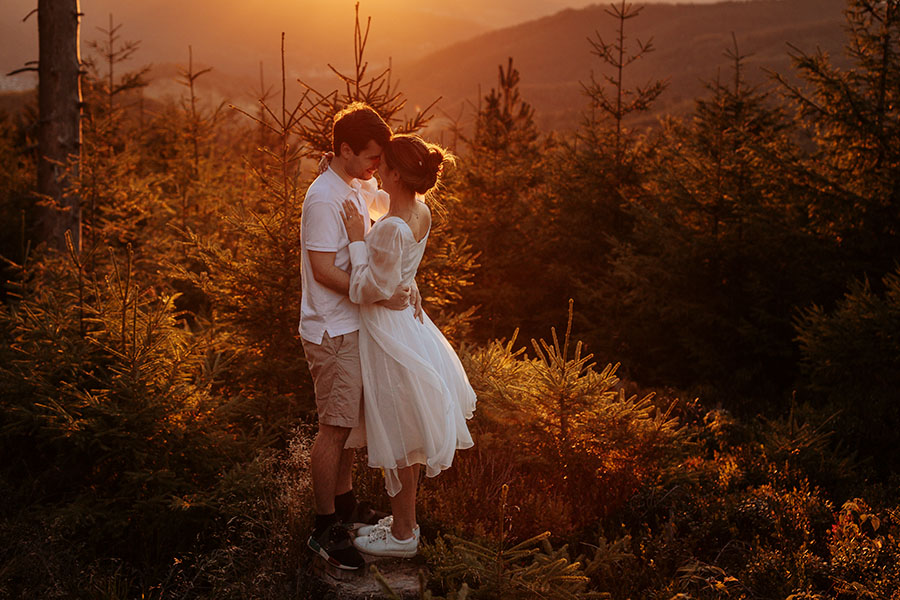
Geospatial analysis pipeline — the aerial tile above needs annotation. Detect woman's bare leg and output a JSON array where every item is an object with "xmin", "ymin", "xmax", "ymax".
[{"xmin": 389, "ymin": 464, "xmax": 420, "ymax": 540}]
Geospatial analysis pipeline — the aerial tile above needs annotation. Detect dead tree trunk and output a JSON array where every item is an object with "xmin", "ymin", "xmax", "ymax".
[{"xmin": 37, "ymin": 0, "xmax": 82, "ymax": 252}]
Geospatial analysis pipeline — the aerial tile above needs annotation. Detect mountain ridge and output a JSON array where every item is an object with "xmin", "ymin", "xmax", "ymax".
[
  {"xmin": 393, "ymin": 0, "xmax": 849, "ymax": 131},
  {"xmin": 2, "ymin": 0, "xmax": 852, "ymax": 134}
]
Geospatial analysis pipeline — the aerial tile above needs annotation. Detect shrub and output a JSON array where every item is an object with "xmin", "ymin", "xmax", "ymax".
[
  {"xmin": 419, "ymin": 303, "xmax": 686, "ymax": 542},
  {"xmin": 0, "ymin": 244, "xmax": 255, "ymax": 595},
  {"xmin": 795, "ymin": 267, "xmax": 900, "ymax": 470},
  {"xmin": 827, "ymin": 499, "xmax": 900, "ymax": 599}
]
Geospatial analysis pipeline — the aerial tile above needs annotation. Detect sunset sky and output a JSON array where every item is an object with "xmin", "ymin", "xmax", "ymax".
[{"xmin": 2, "ymin": 0, "xmax": 732, "ymax": 92}]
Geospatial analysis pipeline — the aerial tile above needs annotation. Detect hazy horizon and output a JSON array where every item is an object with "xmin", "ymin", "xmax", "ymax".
[{"xmin": 3, "ymin": 0, "xmax": 741, "ymax": 92}]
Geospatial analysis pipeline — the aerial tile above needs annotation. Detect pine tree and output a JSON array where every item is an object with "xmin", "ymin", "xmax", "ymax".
[
  {"xmin": 82, "ymin": 13, "xmax": 151, "ymax": 150},
  {"xmin": 774, "ymin": 0, "xmax": 900, "ymax": 459},
  {"xmin": 773, "ymin": 0, "xmax": 900, "ymax": 282},
  {"xmin": 0, "ymin": 237, "xmax": 247, "ymax": 567},
  {"xmin": 796, "ymin": 267, "xmax": 900, "ymax": 468},
  {"xmin": 294, "ymin": 2, "xmax": 437, "ymax": 158},
  {"xmin": 428, "ymin": 302, "xmax": 684, "ymax": 539},
  {"xmin": 452, "ymin": 58, "xmax": 556, "ymax": 342},
  {"xmin": 550, "ymin": 0, "xmax": 666, "ymax": 352},
  {"xmin": 422, "ymin": 485, "xmax": 596, "ymax": 600},
  {"xmin": 588, "ymin": 37, "xmax": 824, "ymax": 401},
  {"xmin": 170, "ymin": 45, "xmax": 228, "ymax": 235},
  {"xmin": 582, "ymin": 0, "xmax": 667, "ymax": 170},
  {"xmin": 77, "ymin": 16, "xmax": 164, "ymax": 266},
  {"xmin": 0, "ymin": 109, "xmax": 36, "ymax": 299},
  {"xmin": 175, "ymin": 32, "xmax": 318, "ymax": 434}
]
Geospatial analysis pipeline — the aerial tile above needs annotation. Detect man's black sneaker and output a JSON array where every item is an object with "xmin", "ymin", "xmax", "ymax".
[
  {"xmin": 344, "ymin": 500, "xmax": 390, "ymax": 528},
  {"xmin": 307, "ymin": 522, "xmax": 365, "ymax": 570}
]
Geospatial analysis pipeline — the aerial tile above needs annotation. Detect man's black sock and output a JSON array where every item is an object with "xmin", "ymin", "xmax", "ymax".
[
  {"xmin": 334, "ymin": 490, "xmax": 357, "ymax": 522},
  {"xmin": 313, "ymin": 512, "xmax": 338, "ymax": 538}
]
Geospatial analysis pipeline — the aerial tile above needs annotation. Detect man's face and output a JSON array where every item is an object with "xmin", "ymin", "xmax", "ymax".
[{"xmin": 344, "ymin": 139, "xmax": 383, "ymax": 181}]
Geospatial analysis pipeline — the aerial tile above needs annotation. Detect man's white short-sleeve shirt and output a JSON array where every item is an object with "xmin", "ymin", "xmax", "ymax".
[{"xmin": 299, "ymin": 167, "xmax": 388, "ymax": 344}]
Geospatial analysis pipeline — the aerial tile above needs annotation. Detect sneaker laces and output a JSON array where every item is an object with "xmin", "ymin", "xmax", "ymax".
[
  {"xmin": 368, "ymin": 525, "xmax": 389, "ymax": 542},
  {"xmin": 372, "ymin": 515, "xmax": 393, "ymax": 531}
]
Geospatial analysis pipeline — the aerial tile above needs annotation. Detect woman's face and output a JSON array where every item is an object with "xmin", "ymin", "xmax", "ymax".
[{"xmin": 377, "ymin": 158, "xmax": 397, "ymax": 194}]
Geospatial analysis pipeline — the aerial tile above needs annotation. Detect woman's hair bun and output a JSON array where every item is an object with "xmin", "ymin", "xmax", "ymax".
[
  {"xmin": 384, "ymin": 135, "xmax": 453, "ymax": 195},
  {"xmin": 426, "ymin": 148, "xmax": 444, "ymax": 173}
]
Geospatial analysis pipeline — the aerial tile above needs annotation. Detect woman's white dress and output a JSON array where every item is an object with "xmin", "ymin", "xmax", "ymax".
[{"xmin": 345, "ymin": 213, "xmax": 476, "ymax": 497}]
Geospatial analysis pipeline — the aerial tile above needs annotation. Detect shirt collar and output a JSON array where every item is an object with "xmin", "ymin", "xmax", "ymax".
[{"xmin": 325, "ymin": 165, "xmax": 363, "ymax": 197}]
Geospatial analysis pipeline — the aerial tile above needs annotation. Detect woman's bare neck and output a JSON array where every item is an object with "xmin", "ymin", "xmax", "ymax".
[{"xmin": 388, "ymin": 191, "xmax": 416, "ymax": 220}]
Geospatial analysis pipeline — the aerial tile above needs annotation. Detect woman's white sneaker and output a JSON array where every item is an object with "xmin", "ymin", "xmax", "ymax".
[
  {"xmin": 353, "ymin": 524, "xmax": 418, "ymax": 558},
  {"xmin": 356, "ymin": 515, "xmax": 420, "ymax": 542}
]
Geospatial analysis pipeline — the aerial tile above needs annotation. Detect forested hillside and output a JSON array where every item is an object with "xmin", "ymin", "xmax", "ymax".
[
  {"xmin": 2, "ymin": 1, "xmax": 900, "ymax": 598},
  {"xmin": 400, "ymin": 0, "xmax": 848, "ymax": 130}
]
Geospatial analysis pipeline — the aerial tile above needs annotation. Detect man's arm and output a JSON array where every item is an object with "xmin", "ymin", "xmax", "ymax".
[
  {"xmin": 309, "ymin": 248, "xmax": 410, "ymax": 308},
  {"xmin": 308, "ymin": 250, "xmax": 350, "ymax": 295}
]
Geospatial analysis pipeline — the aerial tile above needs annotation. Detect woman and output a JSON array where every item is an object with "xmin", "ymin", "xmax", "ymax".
[{"xmin": 339, "ymin": 134, "xmax": 476, "ymax": 558}]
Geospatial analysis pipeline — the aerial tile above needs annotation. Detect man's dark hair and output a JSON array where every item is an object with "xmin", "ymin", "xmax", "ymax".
[{"xmin": 332, "ymin": 102, "xmax": 392, "ymax": 154}]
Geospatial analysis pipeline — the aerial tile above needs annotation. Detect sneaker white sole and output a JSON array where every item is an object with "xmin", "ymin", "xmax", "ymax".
[
  {"xmin": 352, "ymin": 536, "xmax": 418, "ymax": 558},
  {"xmin": 307, "ymin": 536, "xmax": 362, "ymax": 570},
  {"xmin": 354, "ymin": 545, "xmax": 418, "ymax": 558}
]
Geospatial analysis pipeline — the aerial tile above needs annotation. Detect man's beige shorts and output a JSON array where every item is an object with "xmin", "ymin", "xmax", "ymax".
[{"xmin": 301, "ymin": 331, "xmax": 363, "ymax": 428}]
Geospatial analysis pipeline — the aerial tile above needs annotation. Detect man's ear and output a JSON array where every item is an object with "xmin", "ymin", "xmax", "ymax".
[{"xmin": 339, "ymin": 142, "xmax": 354, "ymax": 159}]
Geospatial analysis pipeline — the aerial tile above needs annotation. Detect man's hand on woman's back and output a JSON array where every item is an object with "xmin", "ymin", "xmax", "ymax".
[{"xmin": 379, "ymin": 285, "xmax": 411, "ymax": 311}]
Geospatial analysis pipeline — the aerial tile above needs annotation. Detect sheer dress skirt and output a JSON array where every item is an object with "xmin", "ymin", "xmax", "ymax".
[{"xmin": 347, "ymin": 302, "xmax": 476, "ymax": 497}]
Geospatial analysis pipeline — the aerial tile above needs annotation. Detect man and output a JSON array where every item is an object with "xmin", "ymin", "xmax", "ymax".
[{"xmin": 300, "ymin": 102, "xmax": 410, "ymax": 570}]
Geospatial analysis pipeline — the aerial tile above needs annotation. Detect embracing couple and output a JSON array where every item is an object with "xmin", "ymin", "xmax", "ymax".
[{"xmin": 300, "ymin": 102, "xmax": 476, "ymax": 570}]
